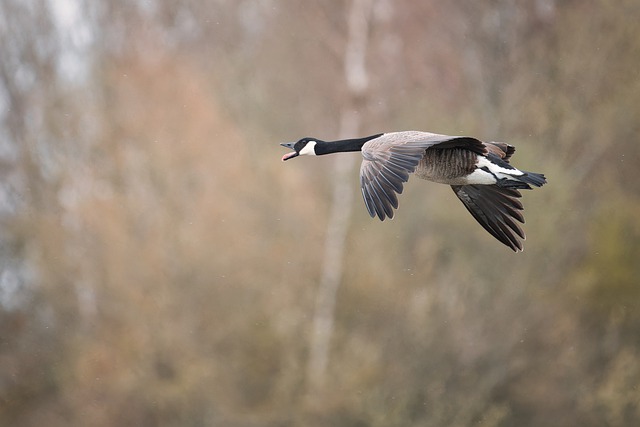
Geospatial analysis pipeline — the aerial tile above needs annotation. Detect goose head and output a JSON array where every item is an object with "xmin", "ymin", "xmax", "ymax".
[{"xmin": 280, "ymin": 137, "xmax": 319, "ymax": 161}]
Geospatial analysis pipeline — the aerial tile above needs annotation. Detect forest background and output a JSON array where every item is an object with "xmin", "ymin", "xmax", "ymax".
[{"xmin": 1, "ymin": 1, "xmax": 640, "ymax": 426}]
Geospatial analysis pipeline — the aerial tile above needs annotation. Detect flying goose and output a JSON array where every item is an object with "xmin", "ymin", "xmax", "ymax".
[{"xmin": 280, "ymin": 131, "xmax": 546, "ymax": 251}]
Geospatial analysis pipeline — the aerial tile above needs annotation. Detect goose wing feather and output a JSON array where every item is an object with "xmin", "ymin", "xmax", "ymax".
[
  {"xmin": 450, "ymin": 184, "xmax": 526, "ymax": 252},
  {"xmin": 360, "ymin": 132, "xmax": 487, "ymax": 220}
]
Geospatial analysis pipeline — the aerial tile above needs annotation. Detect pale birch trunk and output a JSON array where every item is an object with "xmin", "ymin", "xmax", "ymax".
[{"xmin": 306, "ymin": 0, "xmax": 373, "ymax": 395}]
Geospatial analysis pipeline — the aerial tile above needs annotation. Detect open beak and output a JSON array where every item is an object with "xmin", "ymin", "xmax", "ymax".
[{"xmin": 280, "ymin": 142, "xmax": 298, "ymax": 161}]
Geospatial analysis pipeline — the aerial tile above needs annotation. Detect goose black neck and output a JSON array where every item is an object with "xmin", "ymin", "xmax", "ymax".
[{"xmin": 315, "ymin": 133, "xmax": 383, "ymax": 155}]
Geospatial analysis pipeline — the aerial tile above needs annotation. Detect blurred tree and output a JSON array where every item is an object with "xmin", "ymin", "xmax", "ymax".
[
  {"xmin": 307, "ymin": 0, "xmax": 375, "ymax": 397},
  {"xmin": 1, "ymin": 0, "xmax": 639, "ymax": 426}
]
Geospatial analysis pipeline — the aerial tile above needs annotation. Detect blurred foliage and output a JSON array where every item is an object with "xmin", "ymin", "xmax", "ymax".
[
  {"xmin": 1, "ymin": 0, "xmax": 640, "ymax": 426},
  {"xmin": 572, "ymin": 199, "xmax": 640, "ymax": 329}
]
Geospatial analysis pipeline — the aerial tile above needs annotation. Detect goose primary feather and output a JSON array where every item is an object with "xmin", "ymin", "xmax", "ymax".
[{"xmin": 280, "ymin": 131, "xmax": 546, "ymax": 252}]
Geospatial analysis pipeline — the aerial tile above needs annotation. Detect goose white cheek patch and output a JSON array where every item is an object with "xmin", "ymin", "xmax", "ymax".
[{"xmin": 299, "ymin": 141, "xmax": 317, "ymax": 156}]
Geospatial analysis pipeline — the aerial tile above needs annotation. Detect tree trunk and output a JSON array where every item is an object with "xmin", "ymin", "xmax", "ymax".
[{"xmin": 306, "ymin": 0, "xmax": 373, "ymax": 396}]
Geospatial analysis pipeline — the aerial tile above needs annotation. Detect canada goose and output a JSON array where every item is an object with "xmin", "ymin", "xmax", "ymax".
[{"xmin": 280, "ymin": 131, "xmax": 546, "ymax": 251}]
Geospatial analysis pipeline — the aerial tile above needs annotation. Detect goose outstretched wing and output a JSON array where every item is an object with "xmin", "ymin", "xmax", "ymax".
[
  {"xmin": 451, "ymin": 184, "xmax": 526, "ymax": 252},
  {"xmin": 359, "ymin": 133, "xmax": 486, "ymax": 220}
]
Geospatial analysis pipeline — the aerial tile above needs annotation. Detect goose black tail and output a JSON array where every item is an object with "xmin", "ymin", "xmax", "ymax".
[
  {"xmin": 498, "ymin": 171, "xmax": 547, "ymax": 190},
  {"xmin": 519, "ymin": 171, "xmax": 547, "ymax": 188}
]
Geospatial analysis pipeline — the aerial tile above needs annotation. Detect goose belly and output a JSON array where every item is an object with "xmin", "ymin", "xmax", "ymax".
[{"xmin": 414, "ymin": 148, "xmax": 479, "ymax": 185}]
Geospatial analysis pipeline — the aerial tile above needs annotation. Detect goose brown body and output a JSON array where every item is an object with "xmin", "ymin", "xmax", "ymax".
[{"xmin": 416, "ymin": 147, "xmax": 477, "ymax": 184}]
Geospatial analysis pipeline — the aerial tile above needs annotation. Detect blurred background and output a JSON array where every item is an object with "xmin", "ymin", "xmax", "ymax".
[{"xmin": 1, "ymin": 0, "xmax": 640, "ymax": 426}]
